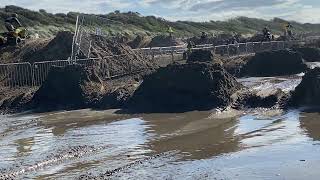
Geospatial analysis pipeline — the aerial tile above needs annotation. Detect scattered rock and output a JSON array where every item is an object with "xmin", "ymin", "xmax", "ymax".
[
  {"xmin": 128, "ymin": 62, "xmax": 242, "ymax": 112},
  {"xmin": 242, "ymin": 49, "xmax": 308, "ymax": 77},
  {"xmin": 288, "ymin": 67, "xmax": 320, "ymax": 106},
  {"xmin": 32, "ymin": 64, "xmax": 105, "ymax": 111}
]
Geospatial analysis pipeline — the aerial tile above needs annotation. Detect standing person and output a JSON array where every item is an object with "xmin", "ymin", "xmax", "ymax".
[
  {"xmin": 5, "ymin": 13, "xmax": 22, "ymax": 32},
  {"xmin": 167, "ymin": 26, "xmax": 174, "ymax": 38}
]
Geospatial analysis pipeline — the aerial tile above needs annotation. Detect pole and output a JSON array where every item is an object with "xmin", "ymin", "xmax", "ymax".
[{"xmin": 71, "ymin": 15, "xmax": 79, "ymax": 63}]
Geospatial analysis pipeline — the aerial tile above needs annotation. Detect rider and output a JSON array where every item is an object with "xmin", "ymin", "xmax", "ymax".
[
  {"xmin": 262, "ymin": 26, "xmax": 270, "ymax": 36},
  {"xmin": 286, "ymin": 22, "xmax": 293, "ymax": 38},
  {"xmin": 262, "ymin": 26, "xmax": 271, "ymax": 41},
  {"xmin": 4, "ymin": 13, "xmax": 22, "ymax": 32},
  {"xmin": 167, "ymin": 26, "xmax": 174, "ymax": 38}
]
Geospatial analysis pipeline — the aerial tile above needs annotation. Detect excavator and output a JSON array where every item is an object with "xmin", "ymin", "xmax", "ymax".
[{"xmin": 0, "ymin": 27, "xmax": 28, "ymax": 47}]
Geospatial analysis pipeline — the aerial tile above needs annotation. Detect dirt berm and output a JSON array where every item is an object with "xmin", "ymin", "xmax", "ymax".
[
  {"xmin": 293, "ymin": 47, "xmax": 320, "ymax": 62},
  {"xmin": 187, "ymin": 49, "xmax": 215, "ymax": 63},
  {"xmin": 31, "ymin": 64, "xmax": 105, "ymax": 111},
  {"xmin": 89, "ymin": 35, "xmax": 158, "ymax": 76},
  {"xmin": 288, "ymin": 68, "xmax": 320, "ymax": 107},
  {"xmin": 147, "ymin": 35, "xmax": 183, "ymax": 47},
  {"xmin": 128, "ymin": 35, "xmax": 152, "ymax": 49},
  {"xmin": 128, "ymin": 62, "xmax": 242, "ymax": 113},
  {"xmin": 241, "ymin": 49, "xmax": 308, "ymax": 77}
]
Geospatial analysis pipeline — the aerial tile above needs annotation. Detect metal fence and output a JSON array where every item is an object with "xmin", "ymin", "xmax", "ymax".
[
  {"xmin": 0, "ymin": 59, "xmax": 97, "ymax": 88},
  {"xmin": 0, "ymin": 62, "xmax": 32, "ymax": 87},
  {"xmin": 0, "ymin": 40, "xmax": 307, "ymax": 88},
  {"xmin": 136, "ymin": 40, "xmax": 302, "ymax": 60}
]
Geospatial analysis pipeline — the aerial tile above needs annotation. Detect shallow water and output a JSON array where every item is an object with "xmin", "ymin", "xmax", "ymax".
[{"xmin": 1, "ymin": 75, "xmax": 320, "ymax": 179}]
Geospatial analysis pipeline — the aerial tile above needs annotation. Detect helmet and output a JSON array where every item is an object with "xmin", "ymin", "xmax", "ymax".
[{"xmin": 11, "ymin": 13, "xmax": 18, "ymax": 18}]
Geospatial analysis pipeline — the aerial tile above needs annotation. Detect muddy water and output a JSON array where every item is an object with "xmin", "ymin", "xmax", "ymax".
[{"xmin": 1, "ymin": 75, "xmax": 320, "ymax": 179}]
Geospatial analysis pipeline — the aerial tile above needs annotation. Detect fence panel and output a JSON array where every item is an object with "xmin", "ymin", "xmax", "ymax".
[
  {"xmin": 270, "ymin": 41, "xmax": 279, "ymax": 51},
  {"xmin": 0, "ymin": 63, "xmax": 32, "ymax": 87},
  {"xmin": 261, "ymin": 42, "xmax": 272, "ymax": 52},
  {"xmin": 252, "ymin": 42, "xmax": 263, "ymax": 53},
  {"xmin": 214, "ymin": 45, "xmax": 229, "ymax": 57},
  {"xmin": 238, "ymin": 43, "xmax": 247, "ymax": 55},
  {"xmin": 246, "ymin": 42, "xmax": 254, "ymax": 54},
  {"xmin": 228, "ymin": 44, "xmax": 239, "ymax": 57}
]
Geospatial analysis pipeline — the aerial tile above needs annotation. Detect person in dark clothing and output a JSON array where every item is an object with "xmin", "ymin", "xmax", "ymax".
[{"xmin": 5, "ymin": 14, "xmax": 22, "ymax": 32}]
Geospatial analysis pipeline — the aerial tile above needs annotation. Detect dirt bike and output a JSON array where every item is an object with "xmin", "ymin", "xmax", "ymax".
[
  {"xmin": 263, "ymin": 32, "xmax": 273, "ymax": 42},
  {"xmin": 0, "ymin": 27, "xmax": 28, "ymax": 46}
]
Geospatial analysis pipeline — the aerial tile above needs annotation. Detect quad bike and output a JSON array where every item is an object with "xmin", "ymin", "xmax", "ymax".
[{"xmin": 0, "ymin": 27, "xmax": 28, "ymax": 47}]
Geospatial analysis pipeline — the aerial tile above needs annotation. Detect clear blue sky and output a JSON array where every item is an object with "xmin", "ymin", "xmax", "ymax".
[{"xmin": 1, "ymin": 0, "xmax": 320, "ymax": 23}]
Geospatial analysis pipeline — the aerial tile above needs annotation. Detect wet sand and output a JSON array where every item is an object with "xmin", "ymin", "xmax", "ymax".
[{"xmin": 0, "ymin": 75, "xmax": 320, "ymax": 179}]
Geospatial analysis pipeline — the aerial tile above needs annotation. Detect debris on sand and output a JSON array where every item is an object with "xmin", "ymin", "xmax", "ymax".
[
  {"xmin": 32, "ymin": 64, "xmax": 105, "ymax": 110},
  {"xmin": 187, "ymin": 49, "xmax": 215, "ymax": 63},
  {"xmin": 288, "ymin": 68, "xmax": 320, "ymax": 106},
  {"xmin": 242, "ymin": 49, "xmax": 308, "ymax": 77},
  {"xmin": 128, "ymin": 62, "xmax": 242, "ymax": 112},
  {"xmin": 293, "ymin": 47, "xmax": 320, "ymax": 62}
]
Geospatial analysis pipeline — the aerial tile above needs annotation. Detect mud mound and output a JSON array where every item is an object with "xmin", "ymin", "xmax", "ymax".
[
  {"xmin": 221, "ymin": 54, "xmax": 253, "ymax": 77},
  {"xmin": 98, "ymin": 83, "xmax": 138, "ymax": 109},
  {"xmin": 128, "ymin": 62, "xmax": 242, "ymax": 112},
  {"xmin": 148, "ymin": 35, "xmax": 183, "ymax": 47},
  {"xmin": 0, "ymin": 91, "xmax": 34, "ymax": 114},
  {"xmin": 0, "ymin": 39, "xmax": 50, "ymax": 63},
  {"xmin": 128, "ymin": 35, "xmax": 152, "ymax": 49},
  {"xmin": 90, "ymin": 35, "xmax": 158, "ymax": 76},
  {"xmin": 28, "ymin": 31, "xmax": 74, "ymax": 62},
  {"xmin": 32, "ymin": 64, "xmax": 105, "ymax": 110},
  {"xmin": 294, "ymin": 47, "xmax": 320, "ymax": 62},
  {"xmin": 187, "ymin": 49, "xmax": 214, "ymax": 63},
  {"xmin": 0, "ymin": 31, "xmax": 74, "ymax": 63},
  {"xmin": 289, "ymin": 68, "xmax": 320, "ymax": 106},
  {"xmin": 242, "ymin": 49, "xmax": 308, "ymax": 77}
]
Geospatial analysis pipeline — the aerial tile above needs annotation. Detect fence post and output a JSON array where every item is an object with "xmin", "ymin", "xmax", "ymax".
[
  {"xmin": 171, "ymin": 49, "xmax": 174, "ymax": 62},
  {"xmin": 245, "ymin": 43, "xmax": 248, "ymax": 54}
]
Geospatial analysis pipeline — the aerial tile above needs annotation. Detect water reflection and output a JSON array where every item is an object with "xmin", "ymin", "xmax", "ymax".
[
  {"xmin": 300, "ymin": 111, "xmax": 320, "ymax": 141},
  {"xmin": 15, "ymin": 137, "xmax": 34, "ymax": 157},
  {"xmin": 2, "ymin": 107, "xmax": 320, "ymax": 179},
  {"xmin": 140, "ymin": 111, "xmax": 241, "ymax": 160}
]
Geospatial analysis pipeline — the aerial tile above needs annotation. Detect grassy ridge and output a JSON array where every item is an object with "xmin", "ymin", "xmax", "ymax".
[{"xmin": 1, "ymin": 5, "xmax": 320, "ymax": 38}]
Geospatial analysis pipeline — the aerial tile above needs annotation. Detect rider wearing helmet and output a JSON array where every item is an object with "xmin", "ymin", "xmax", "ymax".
[{"xmin": 4, "ymin": 13, "xmax": 22, "ymax": 32}]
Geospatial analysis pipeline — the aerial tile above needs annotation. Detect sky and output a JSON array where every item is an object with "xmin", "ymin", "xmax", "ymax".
[{"xmin": 1, "ymin": 0, "xmax": 320, "ymax": 23}]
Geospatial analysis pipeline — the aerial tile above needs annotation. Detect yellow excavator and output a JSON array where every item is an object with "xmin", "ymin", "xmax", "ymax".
[{"xmin": 0, "ymin": 27, "xmax": 28, "ymax": 46}]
